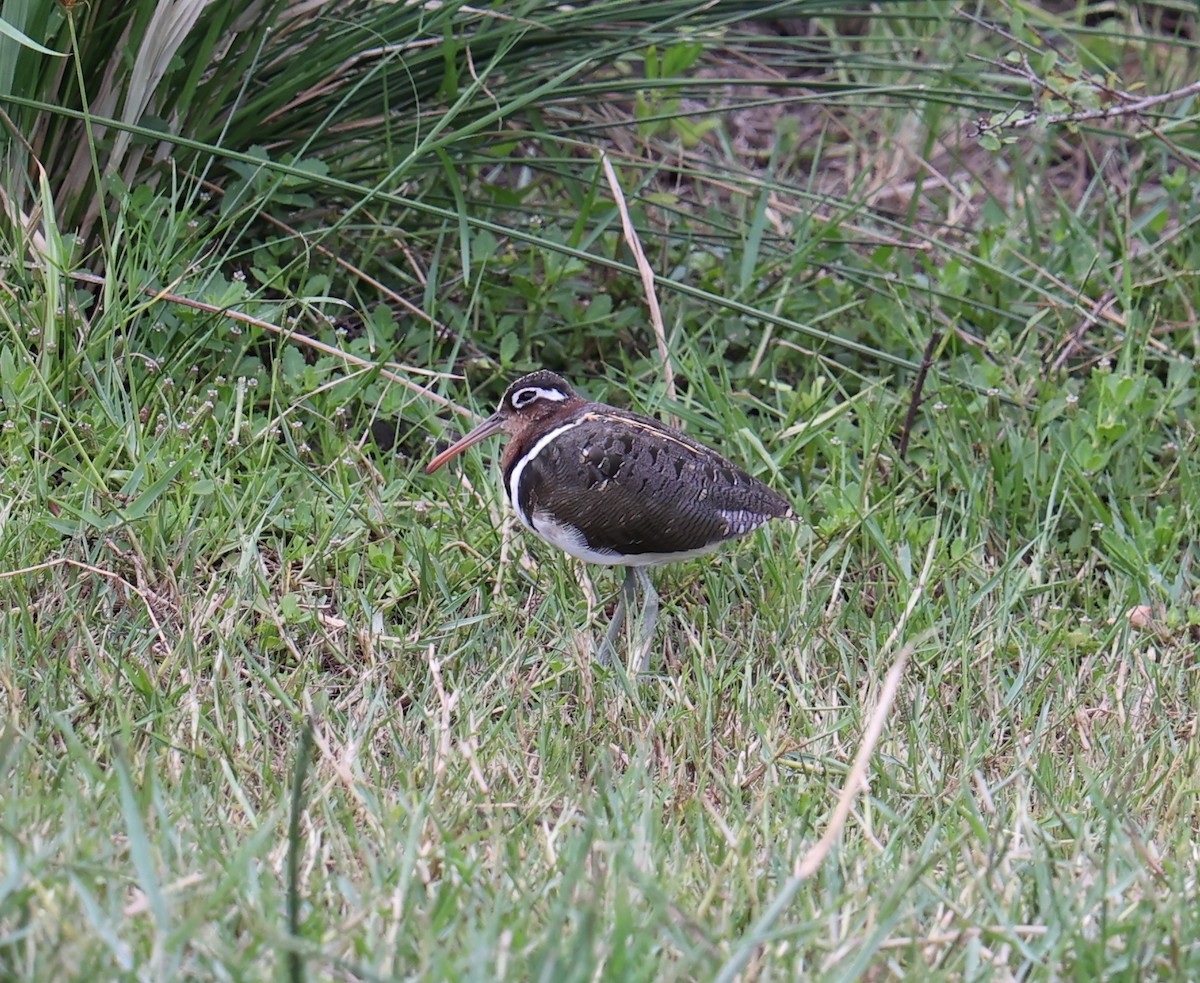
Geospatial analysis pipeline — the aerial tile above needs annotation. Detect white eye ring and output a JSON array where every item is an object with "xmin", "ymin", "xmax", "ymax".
[{"xmin": 511, "ymin": 386, "xmax": 567, "ymax": 409}]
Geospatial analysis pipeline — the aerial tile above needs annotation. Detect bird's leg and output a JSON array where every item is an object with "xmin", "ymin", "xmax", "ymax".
[
  {"xmin": 598, "ymin": 567, "xmax": 637, "ymax": 666},
  {"xmin": 632, "ymin": 566, "xmax": 658, "ymax": 673}
]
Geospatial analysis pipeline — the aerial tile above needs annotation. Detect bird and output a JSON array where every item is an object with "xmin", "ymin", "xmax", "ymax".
[{"xmin": 425, "ymin": 370, "xmax": 794, "ymax": 669}]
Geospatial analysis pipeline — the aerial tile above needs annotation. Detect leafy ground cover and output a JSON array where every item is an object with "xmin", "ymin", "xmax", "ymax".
[{"xmin": 1, "ymin": 1, "xmax": 1198, "ymax": 979}]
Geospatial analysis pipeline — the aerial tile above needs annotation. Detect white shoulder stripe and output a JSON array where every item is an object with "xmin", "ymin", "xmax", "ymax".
[{"xmin": 506, "ymin": 420, "xmax": 583, "ymax": 529}]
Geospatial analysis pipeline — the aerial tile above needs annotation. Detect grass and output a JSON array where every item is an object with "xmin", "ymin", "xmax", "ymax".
[{"xmin": 2, "ymin": 1, "xmax": 1200, "ymax": 980}]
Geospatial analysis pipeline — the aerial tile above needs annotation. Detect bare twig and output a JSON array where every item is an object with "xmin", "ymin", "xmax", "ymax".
[
  {"xmin": 898, "ymin": 330, "xmax": 941, "ymax": 462},
  {"xmin": 961, "ymin": 6, "xmax": 1200, "ymax": 164},
  {"xmin": 979, "ymin": 78, "xmax": 1200, "ymax": 134},
  {"xmin": 957, "ymin": 7, "xmax": 1050, "ymax": 60},
  {"xmin": 245, "ymin": 200, "xmax": 484, "ymax": 355},
  {"xmin": 0, "ymin": 556, "xmax": 171, "ymax": 651},
  {"xmin": 1050, "ymin": 290, "xmax": 1117, "ymax": 372},
  {"xmin": 66, "ymin": 269, "xmax": 480, "ymax": 422}
]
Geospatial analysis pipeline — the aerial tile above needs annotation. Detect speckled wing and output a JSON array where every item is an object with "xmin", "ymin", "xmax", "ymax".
[{"xmin": 511, "ymin": 408, "xmax": 793, "ymax": 561}]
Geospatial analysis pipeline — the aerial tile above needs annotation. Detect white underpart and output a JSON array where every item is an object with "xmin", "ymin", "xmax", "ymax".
[
  {"xmin": 529, "ymin": 511, "xmax": 731, "ymax": 566},
  {"xmin": 528, "ymin": 511, "xmax": 620, "ymax": 564},
  {"xmin": 532, "ymin": 511, "xmax": 734, "ymax": 564}
]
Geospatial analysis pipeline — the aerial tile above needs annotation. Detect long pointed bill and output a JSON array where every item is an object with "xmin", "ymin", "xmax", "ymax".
[{"xmin": 424, "ymin": 413, "xmax": 506, "ymax": 473}]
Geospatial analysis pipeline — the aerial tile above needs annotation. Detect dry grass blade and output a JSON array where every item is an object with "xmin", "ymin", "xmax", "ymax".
[
  {"xmin": 0, "ymin": 557, "xmax": 173, "ymax": 651},
  {"xmin": 600, "ymin": 150, "xmax": 676, "ymax": 417},
  {"xmin": 713, "ymin": 644, "xmax": 912, "ymax": 983},
  {"xmin": 792, "ymin": 647, "xmax": 910, "ymax": 881}
]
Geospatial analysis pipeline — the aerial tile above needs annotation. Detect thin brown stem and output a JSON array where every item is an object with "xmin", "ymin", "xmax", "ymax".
[{"xmin": 898, "ymin": 330, "xmax": 941, "ymax": 462}]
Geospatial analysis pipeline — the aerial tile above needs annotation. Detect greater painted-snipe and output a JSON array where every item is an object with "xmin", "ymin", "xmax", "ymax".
[{"xmin": 426, "ymin": 370, "xmax": 793, "ymax": 667}]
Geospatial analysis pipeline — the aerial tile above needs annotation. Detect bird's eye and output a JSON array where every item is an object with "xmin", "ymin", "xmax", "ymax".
[{"xmin": 511, "ymin": 385, "xmax": 567, "ymax": 410}]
